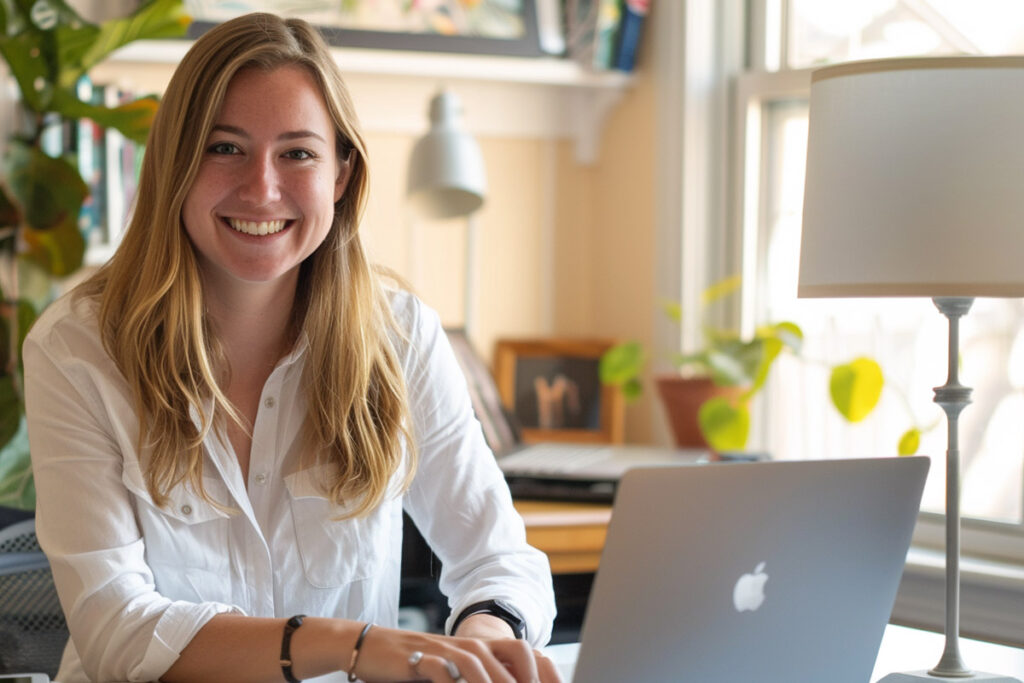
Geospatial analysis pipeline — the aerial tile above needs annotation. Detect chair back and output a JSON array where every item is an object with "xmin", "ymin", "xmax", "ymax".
[{"xmin": 0, "ymin": 518, "xmax": 68, "ymax": 678}]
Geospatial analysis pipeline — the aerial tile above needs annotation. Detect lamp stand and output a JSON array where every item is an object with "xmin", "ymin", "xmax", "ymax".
[
  {"xmin": 463, "ymin": 213, "xmax": 478, "ymax": 339},
  {"xmin": 879, "ymin": 297, "xmax": 1020, "ymax": 683}
]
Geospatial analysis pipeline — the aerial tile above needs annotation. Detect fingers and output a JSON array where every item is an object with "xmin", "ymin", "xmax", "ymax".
[
  {"xmin": 405, "ymin": 647, "xmax": 496, "ymax": 683},
  {"xmin": 354, "ymin": 624, "xmax": 554, "ymax": 683},
  {"xmin": 533, "ymin": 650, "xmax": 563, "ymax": 683},
  {"xmin": 480, "ymin": 638, "xmax": 536, "ymax": 683}
]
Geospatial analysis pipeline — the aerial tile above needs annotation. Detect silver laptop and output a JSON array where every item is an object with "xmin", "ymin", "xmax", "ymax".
[{"xmin": 567, "ymin": 456, "xmax": 929, "ymax": 683}]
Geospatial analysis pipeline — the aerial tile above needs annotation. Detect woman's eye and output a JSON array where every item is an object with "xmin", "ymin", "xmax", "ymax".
[
  {"xmin": 208, "ymin": 141, "xmax": 239, "ymax": 155},
  {"xmin": 284, "ymin": 149, "xmax": 316, "ymax": 161}
]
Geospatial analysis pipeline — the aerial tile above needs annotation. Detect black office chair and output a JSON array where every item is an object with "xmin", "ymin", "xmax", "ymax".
[{"xmin": 0, "ymin": 516, "xmax": 68, "ymax": 678}]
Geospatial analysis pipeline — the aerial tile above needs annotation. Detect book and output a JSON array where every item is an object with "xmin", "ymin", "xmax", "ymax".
[
  {"xmin": 593, "ymin": 0, "xmax": 622, "ymax": 69},
  {"xmin": 613, "ymin": 0, "xmax": 650, "ymax": 72},
  {"xmin": 566, "ymin": 0, "xmax": 623, "ymax": 71}
]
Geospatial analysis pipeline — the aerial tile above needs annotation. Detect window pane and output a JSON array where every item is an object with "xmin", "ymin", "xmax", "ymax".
[
  {"xmin": 754, "ymin": 100, "xmax": 1023, "ymax": 526},
  {"xmin": 787, "ymin": 0, "xmax": 1024, "ymax": 69}
]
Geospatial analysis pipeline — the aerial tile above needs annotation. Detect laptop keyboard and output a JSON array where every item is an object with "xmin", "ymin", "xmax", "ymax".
[{"xmin": 500, "ymin": 444, "xmax": 613, "ymax": 474}]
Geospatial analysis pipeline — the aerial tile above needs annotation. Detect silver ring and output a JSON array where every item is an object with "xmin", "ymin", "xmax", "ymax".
[
  {"xmin": 408, "ymin": 650, "xmax": 424, "ymax": 673},
  {"xmin": 444, "ymin": 658, "xmax": 461, "ymax": 680}
]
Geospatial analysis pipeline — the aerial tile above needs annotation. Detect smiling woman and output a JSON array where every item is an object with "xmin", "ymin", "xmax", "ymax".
[{"xmin": 22, "ymin": 12, "xmax": 560, "ymax": 683}]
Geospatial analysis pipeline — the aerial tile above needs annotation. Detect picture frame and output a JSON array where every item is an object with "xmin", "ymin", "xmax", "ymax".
[
  {"xmin": 183, "ymin": 1, "xmax": 546, "ymax": 57},
  {"xmin": 493, "ymin": 338, "xmax": 624, "ymax": 445}
]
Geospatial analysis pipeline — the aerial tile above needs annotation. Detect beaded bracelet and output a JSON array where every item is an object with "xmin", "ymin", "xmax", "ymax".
[
  {"xmin": 346, "ymin": 622, "xmax": 374, "ymax": 682},
  {"xmin": 280, "ymin": 614, "xmax": 306, "ymax": 683}
]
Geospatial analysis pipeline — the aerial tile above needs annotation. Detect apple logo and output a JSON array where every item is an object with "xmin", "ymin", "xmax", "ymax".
[{"xmin": 732, "ymin": 561, "xmax": 769, "ymax": 612}]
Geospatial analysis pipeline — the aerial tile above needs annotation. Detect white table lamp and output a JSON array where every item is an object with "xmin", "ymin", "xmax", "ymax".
[
  {"xmin": 799, "ymin": 56, "xmax": 1024, "ymax": 683},
  {"xmin": 407, "ymin": 90, "xmax": 487, "ymax": 336}
]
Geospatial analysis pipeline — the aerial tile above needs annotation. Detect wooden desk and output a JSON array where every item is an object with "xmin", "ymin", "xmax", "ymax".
[
  {"xmin": 514, "ymin": 500, "xmax": 611, "ymax": 574},
  {"xmin": 543, "ymin": 624, "xmax": 1024, "ymax": 681}
]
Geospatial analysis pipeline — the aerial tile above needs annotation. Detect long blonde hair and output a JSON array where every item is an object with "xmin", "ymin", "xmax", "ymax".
[{"xmin": 78, "ymin": 13, "xmax": 413, "ymax": 517}]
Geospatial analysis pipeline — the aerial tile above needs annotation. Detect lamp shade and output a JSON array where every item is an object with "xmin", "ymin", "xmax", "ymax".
[
  {"xmin": 407, "ymin": 90, "xmax": 486, "ymax": 219},
  {"xmin": 798, "ymin": 56, "xmax": 1024, "ymax": 299}
]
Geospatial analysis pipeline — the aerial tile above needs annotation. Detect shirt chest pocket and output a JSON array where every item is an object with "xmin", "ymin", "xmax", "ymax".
[
  {"xmin": 121, "ymin": 463, "xmax": 233, "ymax": 574},
  {"xmin": 284, "ymin": 464, "xmax": 392, "ymax": 589}
]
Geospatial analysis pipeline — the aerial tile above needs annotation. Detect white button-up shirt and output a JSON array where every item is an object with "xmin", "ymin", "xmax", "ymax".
[{"xmin": 24, "ymin": 290, "xmax": 555, "ymax": 683}]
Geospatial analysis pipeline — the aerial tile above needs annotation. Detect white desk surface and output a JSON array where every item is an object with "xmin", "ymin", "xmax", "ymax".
[{"xmin": 544, "ymin": 624, "xmax": 1024, "ymax": 682}]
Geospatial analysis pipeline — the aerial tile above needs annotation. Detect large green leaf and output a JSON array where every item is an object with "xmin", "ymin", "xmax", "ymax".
[
  {"xmin": 5, "ymin": 139, "xmax": 88, "ymax": 230},
  {"xmin": 698, "ymin": 396, "xmax": 750, "ymax": 451},
  {"xmin": 0, "ymin": 297, "xmax": 35, "ymax": 374},
  {"xmin": 830, "ymin": 357, "xmax": 884, "ymax": 423},
  {"xmin": 0, "ymin": 0, "xmax": 86, "ymax": 112},
  {"xmin": 21, "ymin": 210, "xmax": 84, "ymax": 275},
  {"xmin": 0, "ymin": 373, "xmax": 21, "ymax": 455},
  {"xmin": 0, "ymin": 182, "xmax": 20, "ymax": 228},
  {"xmin": 51, "ymin": 89, "xmax": 158, "ymax": 144},
  {"xmin": 0, "ymin": 415, "xmax": 33, "ymax": 510},
  {"xmin": 58, "ymin": 0, "xmax": 190, "ymax": 87},
  {"xmin": 0, "ymin": 26, "xmax": 51, "ymax": 111}
]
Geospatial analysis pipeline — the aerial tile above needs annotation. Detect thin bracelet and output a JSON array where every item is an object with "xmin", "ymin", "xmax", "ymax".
[
  {"xmin": 280, "ymin": 614, "xmax": 306, "ymax": 683},
  {"xmin": 346, "ymin": 622, "xmax": 374, "ymax": 682}
]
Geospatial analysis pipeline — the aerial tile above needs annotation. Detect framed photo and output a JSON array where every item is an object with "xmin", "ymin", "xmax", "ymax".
[
  {"xmin": 494, "ymin": 338, "xmax": 624, "ymax": 444},
  {"xmin": 183, "ymin": 1, "xmax": 545, "ymax": 57}
]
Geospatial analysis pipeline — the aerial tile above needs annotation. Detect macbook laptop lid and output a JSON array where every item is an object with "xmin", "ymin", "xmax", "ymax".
[{"xmin": 570, "ymin": 456, "xmax": 929, "ymax": 683}]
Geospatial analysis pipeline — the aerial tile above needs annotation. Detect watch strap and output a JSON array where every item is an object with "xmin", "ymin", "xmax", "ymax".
[{"xmin": 450, "ymin": 599, "xmax": 526, "ymax": 639}]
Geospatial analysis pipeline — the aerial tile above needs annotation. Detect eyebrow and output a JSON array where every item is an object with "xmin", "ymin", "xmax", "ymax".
[{"xmin": 211, "ymin": 124, "xmax": 328, "ymax": 144}]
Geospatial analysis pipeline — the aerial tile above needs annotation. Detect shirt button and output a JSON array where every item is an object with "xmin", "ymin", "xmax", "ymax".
[
  {"xmin": 180, "ymin": 504, "xmax": 193, "ymax": 515},
  {"xmin": 255, "ymin": 473, "xmax": 267, "ymax": 485},
  {"xmin": 264, "ymin": 397, "xmax": 276, "ymax": 409}
]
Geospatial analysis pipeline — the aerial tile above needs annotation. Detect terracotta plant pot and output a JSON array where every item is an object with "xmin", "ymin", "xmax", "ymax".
[{"xmin": 655, "ymin": 375, "xmax": 742, "ymax": 449}]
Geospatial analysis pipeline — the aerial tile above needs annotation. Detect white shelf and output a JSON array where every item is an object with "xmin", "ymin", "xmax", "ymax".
[{"xmin": 100, "ymin": 41, "xmax": 635, "ymax": 164}]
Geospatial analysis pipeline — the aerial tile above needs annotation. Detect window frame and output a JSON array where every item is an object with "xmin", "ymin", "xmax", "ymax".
[{"xmin": 729, "ymin": 0, "xmax": 1024, "ymax": 641}]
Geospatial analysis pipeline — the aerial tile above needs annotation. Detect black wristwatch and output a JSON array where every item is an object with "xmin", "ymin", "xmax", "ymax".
[{"xmin": 450, "ymin": 599, "xmax": 526, "ymax": 639}]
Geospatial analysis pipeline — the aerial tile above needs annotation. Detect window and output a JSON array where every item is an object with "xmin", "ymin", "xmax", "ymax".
[{"xmin": 738, "ymin": 0, "xmax": 1024, "ymax": 562}]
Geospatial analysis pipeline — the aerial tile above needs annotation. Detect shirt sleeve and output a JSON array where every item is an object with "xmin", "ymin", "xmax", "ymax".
[
  {"xmin": 395, "ymin": 294, "xmax": 557, "ymax": 646},
  {"xmin": 23, "ymin": 308, "xmax": 242, "ymax": 683}
]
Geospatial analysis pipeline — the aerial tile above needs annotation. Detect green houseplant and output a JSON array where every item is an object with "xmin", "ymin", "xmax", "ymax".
[
  {"xmin": 0, "ymin": 0, "xmax": 190, "ymax": 509},
  {"xmin": 598, "ymin": 275, "xmax": 911, "ymax": 453}
]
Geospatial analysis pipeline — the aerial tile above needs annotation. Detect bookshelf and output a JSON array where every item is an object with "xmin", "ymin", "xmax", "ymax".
[{"xmin": 93, "ymin": 41, "xmax": 635, "ymax": 165}]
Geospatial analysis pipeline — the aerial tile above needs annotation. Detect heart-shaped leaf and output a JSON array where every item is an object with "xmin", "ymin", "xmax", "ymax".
[
  {"xmin": 830, "ymin": 357, "xmax": 884, "ymax": 423},
  {"xmin": 599, "ymin": 341, "xmax": 644, "ymax": 386},
  {"xmin": 698, "ymin": 396, "xmax": 750, "ymax": 451},
  {"xmin": 898, "ymin": 428, "xmax": 921, "ymax": 456}
]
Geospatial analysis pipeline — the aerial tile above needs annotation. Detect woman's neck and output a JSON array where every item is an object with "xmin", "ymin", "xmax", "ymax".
[{"xmin": 204, "ymin": 273, "xmax": 300, "ymax": 372}]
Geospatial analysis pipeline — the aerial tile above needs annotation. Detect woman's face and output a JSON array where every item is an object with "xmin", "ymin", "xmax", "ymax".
[{"xmin": 182, "ymin": 64, "xmax": 349, "ymax": 293}]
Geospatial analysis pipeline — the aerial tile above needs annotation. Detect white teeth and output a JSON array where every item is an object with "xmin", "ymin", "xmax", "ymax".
[{"xmin": 227, "ymin": 218, "xmax": 287, "ymax": 236}]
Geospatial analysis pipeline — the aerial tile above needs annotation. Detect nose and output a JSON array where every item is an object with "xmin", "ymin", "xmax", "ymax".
[{"xmin": 237, "ymin": 152, "xmax": 282, "ymax": 205}]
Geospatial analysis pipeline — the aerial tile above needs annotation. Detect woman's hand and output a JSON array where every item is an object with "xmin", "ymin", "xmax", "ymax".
[{"xmin": 352, "ymin": 624, "xmax": 562, "ymax": 683}]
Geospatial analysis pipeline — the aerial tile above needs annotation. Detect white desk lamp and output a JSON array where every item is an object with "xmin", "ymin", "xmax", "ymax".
[
  {"xmin": 407, "ymin": 89, "xmax": 487, "ymax": 337},
  {"xmin": 798, "ymin": 56, "xmax": 1024, "ymax": 683}
]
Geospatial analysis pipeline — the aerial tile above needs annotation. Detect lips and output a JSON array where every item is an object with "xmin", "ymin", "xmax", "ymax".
[{"xmin": 225, "ymin": 217, "xmax": 290, "ymax": 236}]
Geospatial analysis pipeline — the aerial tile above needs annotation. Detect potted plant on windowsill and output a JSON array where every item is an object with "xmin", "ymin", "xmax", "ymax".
[
  {"xmin": 0, "ymin": 0, "xmax": 190, "ymax": 511},
  {"xmin": 599, "ymin": 275, "xmax": 907, "ymax": 454}
]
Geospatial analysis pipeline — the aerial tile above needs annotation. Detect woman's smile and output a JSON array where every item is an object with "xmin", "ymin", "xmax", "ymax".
[{"xmin": 222, "ymin": 216, "xmax": 293, "ymax": 236}]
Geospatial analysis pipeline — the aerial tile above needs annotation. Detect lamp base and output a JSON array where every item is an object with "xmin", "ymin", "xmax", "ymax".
[{"xmin": 878, "ymin": 672, "xmax": 1022, "ymax": 682}]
